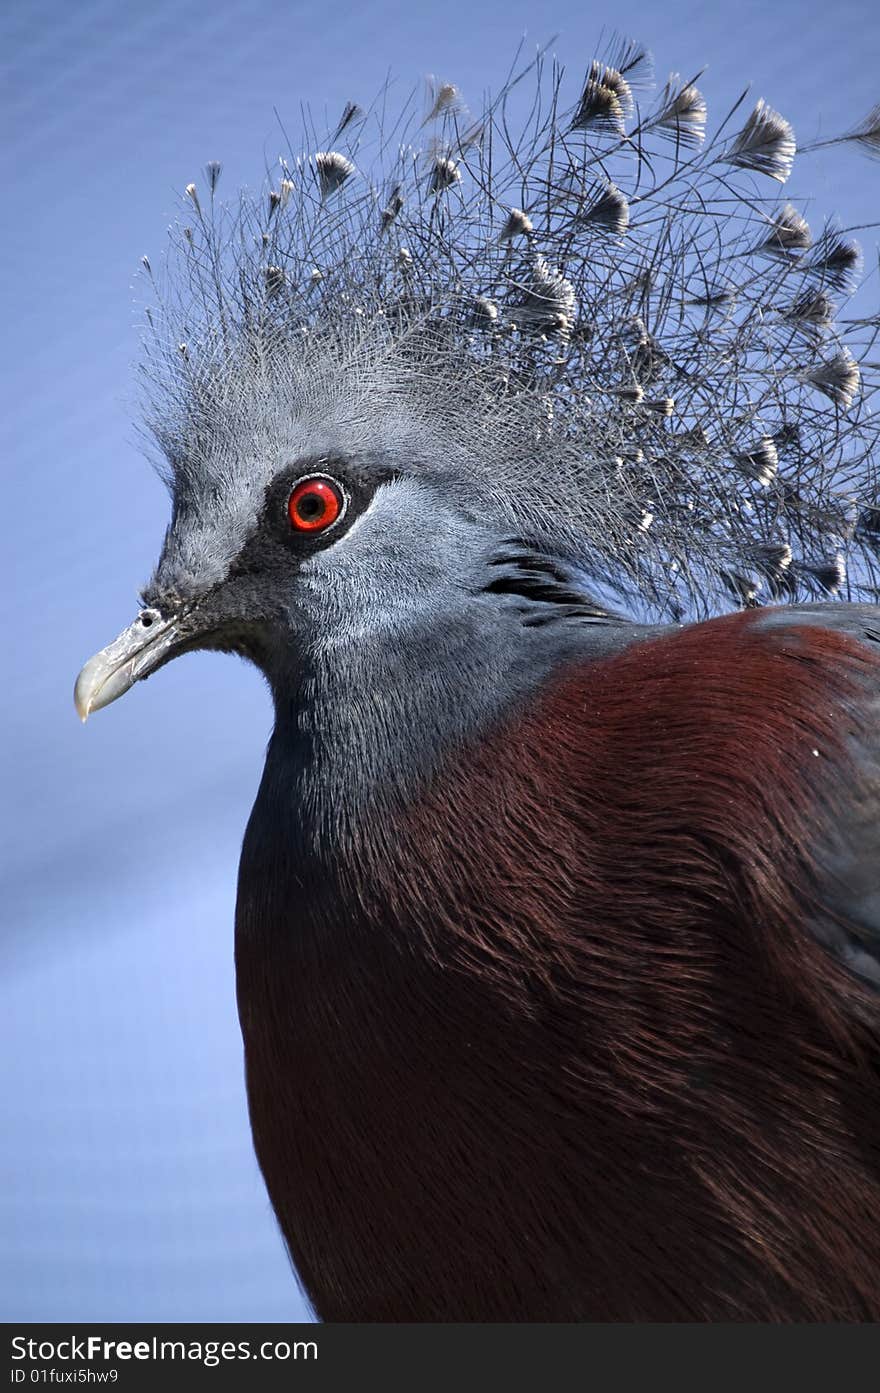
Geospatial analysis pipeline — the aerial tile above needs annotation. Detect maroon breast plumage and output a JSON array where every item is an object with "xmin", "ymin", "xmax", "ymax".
[{"xmin": 236, "ymin": 609, "xmax": 880, "ymax": 1321}]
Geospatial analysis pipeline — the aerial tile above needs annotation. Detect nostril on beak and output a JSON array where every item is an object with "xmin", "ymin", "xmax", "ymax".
[{"xmin": 74, "ymin": 607, "xmax": 182, "ymax": 721}]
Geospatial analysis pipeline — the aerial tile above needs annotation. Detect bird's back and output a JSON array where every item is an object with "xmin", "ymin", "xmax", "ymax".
[{"xmin": 236, "ymin": 604, "xmax": 880, "ymax": 1321}]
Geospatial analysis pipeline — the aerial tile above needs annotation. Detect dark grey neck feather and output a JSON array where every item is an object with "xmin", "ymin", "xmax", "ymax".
[{"xmin": 255, "ymin": 596, "xmax": 659, "ymax": 861}]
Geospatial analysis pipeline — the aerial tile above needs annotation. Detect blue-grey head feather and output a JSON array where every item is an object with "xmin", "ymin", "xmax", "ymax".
[
  {"xmin": 76, "ymin": 39, "xmax": 879, "ymax": 764},
  {"xmin": 136, "ymin": 41, "xmax": 878, "ymax": 639}
]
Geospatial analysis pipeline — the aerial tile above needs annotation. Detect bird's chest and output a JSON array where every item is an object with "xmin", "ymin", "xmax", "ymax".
[
  {"xmin": 228, "ymin": 699, "xmax": 697, "ymax": 1320},
  {"xmin": 238, "ymin": 907, "xmax": 510, "ymax": 1319},
  {"xmin": 233, "ymin": 794, "xmax": 591, "ymax": 1320}
]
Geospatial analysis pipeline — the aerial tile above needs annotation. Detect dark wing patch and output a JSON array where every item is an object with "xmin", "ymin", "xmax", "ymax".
[{"xmin": 484, "ymin": 543, "xmax": 626, "ymax": 627}]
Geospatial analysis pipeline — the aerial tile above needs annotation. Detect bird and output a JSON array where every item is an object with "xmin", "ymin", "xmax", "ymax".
[{"xmin": 74, "ymin": 39, "xmax": 880, "ymax": 1320}]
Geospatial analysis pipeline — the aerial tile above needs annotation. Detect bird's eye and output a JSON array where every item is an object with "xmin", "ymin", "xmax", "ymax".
[{"xmin": 287, "ymin": 475, "xmax": 346, "ymax": 534}]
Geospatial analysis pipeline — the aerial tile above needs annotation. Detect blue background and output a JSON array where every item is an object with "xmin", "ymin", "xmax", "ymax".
[{"xmin": 2, "ymin": 0, "xmax": 878, "ymax": 1322}]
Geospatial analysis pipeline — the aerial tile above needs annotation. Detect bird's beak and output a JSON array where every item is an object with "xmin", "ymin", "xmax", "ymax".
[{"xmin": 74, "ymin": 608, "xmax": 182, "ymax": 721}]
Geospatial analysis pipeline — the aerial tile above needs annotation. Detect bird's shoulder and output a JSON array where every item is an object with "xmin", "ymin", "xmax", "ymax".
[
  {"xmin": 535, "ymin": 602, "xmax": 880, "ymax": 988},
  {"xmin": 557, "ymin": 600, "xmax": 880, "ymax": 726}
]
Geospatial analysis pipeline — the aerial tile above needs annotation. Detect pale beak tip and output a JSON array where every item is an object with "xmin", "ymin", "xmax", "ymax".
[
  {"xmin": 74, "ymin": 652, "xmax": 108, "ymax": 723},
  {"xmin": 73, "ymin": 676, "xmax": 92, "ymax": 723},
  {"xmin": 73, "ymin": 610, "xmax": 181, "ymax": 723}
]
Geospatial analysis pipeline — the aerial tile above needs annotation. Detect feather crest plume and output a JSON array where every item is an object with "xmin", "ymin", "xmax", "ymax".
[{"xmin": 140, "ymin": 38, "xmax": 880, "ymax": 620}]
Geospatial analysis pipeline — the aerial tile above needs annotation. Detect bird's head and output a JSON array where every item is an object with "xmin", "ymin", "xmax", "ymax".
[
  {"xmin": 74, "ymin": 49, "xmax": 880, "ymax": 720},
  {"xmin": 74, "ymin": 342, "xmax": 537, "ymax": 720}
]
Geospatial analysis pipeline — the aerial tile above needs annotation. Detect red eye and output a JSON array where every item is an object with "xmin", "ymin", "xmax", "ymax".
[{"xmin": 287, "ymin": 476, "xmax": 345, "ymax": 533}]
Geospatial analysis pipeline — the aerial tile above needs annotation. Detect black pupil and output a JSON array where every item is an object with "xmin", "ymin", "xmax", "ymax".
[{"xmin": 297, "ymin": 491, "xmax": 325, "ymax": 521}]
